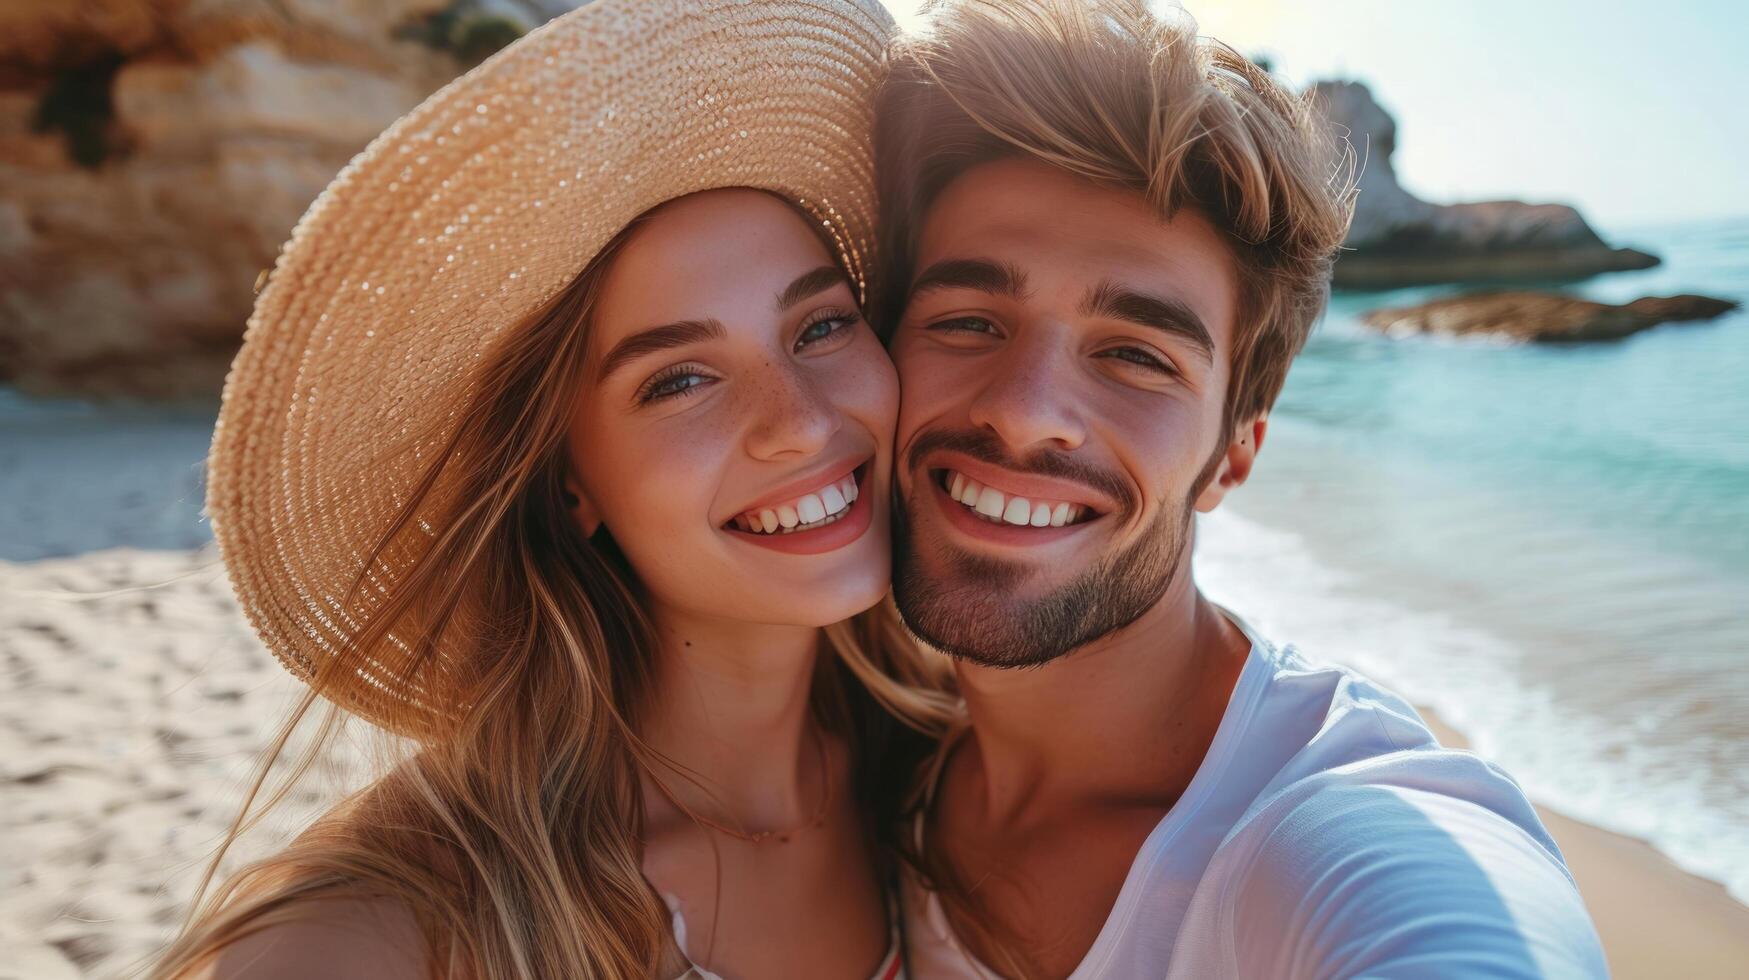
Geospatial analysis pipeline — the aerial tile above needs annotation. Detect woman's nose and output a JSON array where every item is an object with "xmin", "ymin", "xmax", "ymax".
[{"xmin": 742, "ymin": 365, "xmax": 842, "ymax": 461}]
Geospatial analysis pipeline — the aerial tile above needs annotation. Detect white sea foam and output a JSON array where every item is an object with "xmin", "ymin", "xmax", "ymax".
[{"xmin": 1195, "ymin": 507, "xmax": 1749, "ymax": 905}]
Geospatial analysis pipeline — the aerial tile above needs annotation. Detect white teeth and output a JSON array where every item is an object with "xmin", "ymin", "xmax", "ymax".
[
  {"xmin": 974, "ymin": 486, "xmax": 1006, "ymax": 518},
  {"xmin": 821, "ymin": 484, "xmax": 847, "ymax": 516},
  {"xmin": 942, "ymin": 469, "xmax": 1089, "ymax": 530},
  {"xmin": 732, "ymin": 470, "xmax": 863, "ymax": 535}
]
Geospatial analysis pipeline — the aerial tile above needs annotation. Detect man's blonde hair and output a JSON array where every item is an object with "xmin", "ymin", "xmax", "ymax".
[
  {"xmin": 875, "ymin": 0, "xmax": 1356, "ymax": 433},
  {"xmin": 876, "ymin": 4, "xmax": 1354, "ymax": 974}
]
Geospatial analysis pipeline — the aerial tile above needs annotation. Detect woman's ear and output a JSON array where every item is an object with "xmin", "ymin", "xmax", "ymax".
[{"xmin": 562, "ymin": 484, "xmax": 604, "ymax": 538}]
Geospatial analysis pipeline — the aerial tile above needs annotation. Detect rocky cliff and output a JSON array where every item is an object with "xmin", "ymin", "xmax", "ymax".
[
  {"xmin": 0, "ymin": 0, "xmax": 577, "ymax": 398},
  {"xmin": 1313, "ymin": 81, "xmax": 1658, "ymax": 290}
]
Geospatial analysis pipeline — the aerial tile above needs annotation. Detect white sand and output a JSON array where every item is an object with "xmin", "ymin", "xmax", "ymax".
[{"xmin": 0, "ymin": 547, "xmax": 370, "ymax": 979}]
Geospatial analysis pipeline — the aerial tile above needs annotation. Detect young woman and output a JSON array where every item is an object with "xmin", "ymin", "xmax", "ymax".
[{"xmin": 153, "ymin": 2, "xmax": 956, "ymax": 977}]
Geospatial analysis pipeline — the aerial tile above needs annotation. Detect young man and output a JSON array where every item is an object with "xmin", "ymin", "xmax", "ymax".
[{"xmin": 876, "ymin": 2, "xmax": 1607, "ymax": 977}]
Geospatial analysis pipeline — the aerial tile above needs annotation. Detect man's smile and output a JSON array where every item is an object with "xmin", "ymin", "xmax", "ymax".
[{"xmin": 918, "ymin": 454, "xmax": 1114, "ymax": 551}]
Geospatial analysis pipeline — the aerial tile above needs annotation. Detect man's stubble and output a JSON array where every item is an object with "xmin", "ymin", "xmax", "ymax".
[{"xmin": 891, "ymin": 434, "xmax": 1226, "ymax": 669}]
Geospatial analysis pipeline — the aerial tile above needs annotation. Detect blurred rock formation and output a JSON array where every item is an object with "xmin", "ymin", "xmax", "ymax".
[
  {"xmin": 1313, "ymin": 81, "xmax": 1659, "ymax": 290},
  {"xmin": 1361, "ymin": 291, "xmax": 1737, "ymax": 343},
  {"xmin": 0, "ymin": 14, "xmax": 1694, "ymax": 398},
  {"xmin": 0, "ymin": 0, "xmax": 577, "ymax": 398}
]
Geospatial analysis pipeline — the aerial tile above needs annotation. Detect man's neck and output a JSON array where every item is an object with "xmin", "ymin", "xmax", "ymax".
[{"xmin": 950, "ymin": 574, "xmax": 1253, "ymax": 824}]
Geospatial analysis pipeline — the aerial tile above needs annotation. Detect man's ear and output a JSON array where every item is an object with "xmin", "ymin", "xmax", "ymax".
[
  {"xmin": 1194, "ymin": 414, "xmax": 1268, "ymax": 513},
  {"xmin": 562, "ymin": 482, "xmax": 604, "ymax": 538}
]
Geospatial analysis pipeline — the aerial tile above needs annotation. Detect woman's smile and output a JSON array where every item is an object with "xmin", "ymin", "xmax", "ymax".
[{"xmin": 726, "ymin": 462, "xmax": 875, "ymax": 555}]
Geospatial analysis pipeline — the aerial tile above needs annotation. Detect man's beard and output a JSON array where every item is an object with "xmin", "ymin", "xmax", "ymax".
[{"xmin": 891, "ymin": 429, "xmax": 1220, "ymax": 669}]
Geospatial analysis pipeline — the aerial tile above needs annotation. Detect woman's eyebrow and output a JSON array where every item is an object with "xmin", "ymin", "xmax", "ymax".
[
  {"xmin": 775, "ymin": 265, "xmax": 850, "ymax": 311},
  {"xmin": 595, "ymin": 318, "xmax": 726, "ymax": 382}
]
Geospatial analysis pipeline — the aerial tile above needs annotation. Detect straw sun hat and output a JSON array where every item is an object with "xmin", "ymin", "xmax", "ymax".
[{"xmin": 205, "ymin": 0, "xmax": 897, "ymax": 735}]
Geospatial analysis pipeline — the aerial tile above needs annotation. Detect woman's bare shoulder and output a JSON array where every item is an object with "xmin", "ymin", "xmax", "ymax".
[{"xmin": 178, "ymin": 894, "xmax": 428, "ymax": 980}]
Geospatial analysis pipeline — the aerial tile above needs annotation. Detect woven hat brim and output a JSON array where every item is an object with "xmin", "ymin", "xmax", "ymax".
[{"xmin": 206, "ymin": 0, "xmax": 896, "ymax": 736}]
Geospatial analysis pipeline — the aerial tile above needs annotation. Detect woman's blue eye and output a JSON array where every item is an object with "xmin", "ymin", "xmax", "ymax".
[
  {"xmin": 796, "ymin": 312, "xmax": 861, "ymax": 349},
  {"xmin": 640, "ymin": 370, "xmax": 712, "ymax": 403}
]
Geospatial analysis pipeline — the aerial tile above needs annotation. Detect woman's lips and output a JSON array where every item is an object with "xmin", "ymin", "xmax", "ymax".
[
  {"xmin": 728, "ymin": 466, "xmax": 863, "ymax": 535},
  {"xmin": 724, "ymin": 465, "xmax": 875, "ymax": 556}
]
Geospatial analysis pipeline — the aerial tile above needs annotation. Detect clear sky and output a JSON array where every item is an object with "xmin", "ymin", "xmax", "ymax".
[{"xmin": 879, "ymin": 1, "xmax": 1748, "ymax": 229}]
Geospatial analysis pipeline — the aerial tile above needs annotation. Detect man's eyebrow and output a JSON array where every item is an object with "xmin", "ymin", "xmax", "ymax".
[
  {"xmin": 1080, "ymin": 280, "xmax": 1215, "ymax": 363},
  {"xmin": 908, "ymin": 257, "xmax": 1030, "ymax": 301},
  {"xmin": 595, "ymin": 318, "xmax": 726, "ymax": 382},
  {"xmin": 775, "ymin": 265, "xmax": 850, "ymax": 312}
]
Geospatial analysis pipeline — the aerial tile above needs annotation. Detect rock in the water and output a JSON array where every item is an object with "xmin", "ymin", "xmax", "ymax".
[
  {"xmin": 1312, "ymin": 81, "xmax": 1660, "ymax": 289},
  {"xmin": 1360, "ymin": 291, "xmax": 1739, "ymax": 343}
]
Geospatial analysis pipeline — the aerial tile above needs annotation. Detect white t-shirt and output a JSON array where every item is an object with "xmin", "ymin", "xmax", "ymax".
[{"xmin": 902, "ymin": 609, "xmax": 1608, "ymax": 979}]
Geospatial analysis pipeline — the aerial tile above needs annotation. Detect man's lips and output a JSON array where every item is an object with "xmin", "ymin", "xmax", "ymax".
[
  {"xmin": 933, "ymin": 468, "xmax": 1095, "ymax": 527},
  {"xmin": 924, "ymin": 466, "xmax": 1103, "ymax": 548},
  {"xmin": 921, "ymin": 452, "xmax": 1117, "ymax": 518}
]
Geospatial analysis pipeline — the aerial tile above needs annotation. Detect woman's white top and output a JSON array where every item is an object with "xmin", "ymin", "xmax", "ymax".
[
  {"xmin": 666, "ymin": 892, "xmax": 905, "ymax": 980},
  {"xmin": 902, "ymin": 608, "xmax": 1607, "ymax": 979}
]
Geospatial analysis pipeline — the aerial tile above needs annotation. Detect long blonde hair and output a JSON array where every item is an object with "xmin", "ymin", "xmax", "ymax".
[{"xmin": 150, "ymin": 210, "xmax": 959, "ymax": 979}]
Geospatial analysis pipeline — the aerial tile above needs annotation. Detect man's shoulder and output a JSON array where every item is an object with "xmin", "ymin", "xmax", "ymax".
[
  {"xmin": 1191, "ymin": 777, "xmax": 1605, "ymax": 978},
  {"xmin": 1231, "ymin": 630, "xmax": 1562, "ymax": 868},
  {"xmin": 1184, "ymin": 642, "xmax": 1608, "ymax": 979},
  {"xmin": 1222, "ymin": 622, "xmax": 1448, "ymax": 781}
]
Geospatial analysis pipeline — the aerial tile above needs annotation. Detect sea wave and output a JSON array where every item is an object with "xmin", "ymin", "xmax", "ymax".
[{"xmin": 1194, "ymin": 507, "xmax": 1749, "ymax": 905}]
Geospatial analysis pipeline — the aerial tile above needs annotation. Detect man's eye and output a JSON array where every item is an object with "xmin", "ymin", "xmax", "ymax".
[
  {"xmin": 927, "ymin": 316, "xmax": 999, "ymax": 335},
  {"xmin": 1097, "ymin": 347, "xmax": 1174, "ymax": 374},
  {"xmin": 796, "ymin": 311, "xmax": 862, "ymax": 350}
]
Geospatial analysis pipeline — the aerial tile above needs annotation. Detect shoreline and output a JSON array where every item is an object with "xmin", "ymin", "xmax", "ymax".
[{"xmin": 1417, "ymin": 706, "xmax": 1749, "ymax": 979}]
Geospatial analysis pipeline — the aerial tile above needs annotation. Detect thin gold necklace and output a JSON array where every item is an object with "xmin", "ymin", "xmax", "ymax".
[{"xmin": 650, "ymin": 723, "xmax": 834, "ymax": 844}]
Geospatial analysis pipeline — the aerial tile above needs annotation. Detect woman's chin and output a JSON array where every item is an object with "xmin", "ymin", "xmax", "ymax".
[{"xmin": 737, "ymin": 560, "xmax": 892, "ymax": 628}]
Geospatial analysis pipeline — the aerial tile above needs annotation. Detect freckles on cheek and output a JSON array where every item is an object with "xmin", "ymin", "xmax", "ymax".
[{"xmin": 827, "ymin": 349, "xmax": 899, "ymax": 431}]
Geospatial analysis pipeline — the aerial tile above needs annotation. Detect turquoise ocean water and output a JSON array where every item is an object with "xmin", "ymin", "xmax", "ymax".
[
  {"xmin": 1196, "ymin": 215, "xmax": 1749, "ymax": 903},
  {"xmin": 4, "ymin": 216, "xmax": 1745, "ymax": 902}
]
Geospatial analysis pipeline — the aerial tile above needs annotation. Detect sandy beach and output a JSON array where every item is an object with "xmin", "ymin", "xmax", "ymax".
[
  {"xmin": 3, "ymin": 546, "xmax": 1745, "ymax": 979},
  {"xmin": 0, "ymin": 547, "xmax": 371, "ymax": 980},
  {"xmin": 1416, "ymin": 710, "xmax": 1749, "ymax": 979}
]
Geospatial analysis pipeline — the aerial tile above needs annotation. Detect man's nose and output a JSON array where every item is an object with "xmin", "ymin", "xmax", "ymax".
[
  {"xmin": 743, "ymin": 364, "xmax": 842, "ymax": 461},
  {"xmin": 966, "ymin": 330, "xmax": 1087, "ymax": 453}
]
